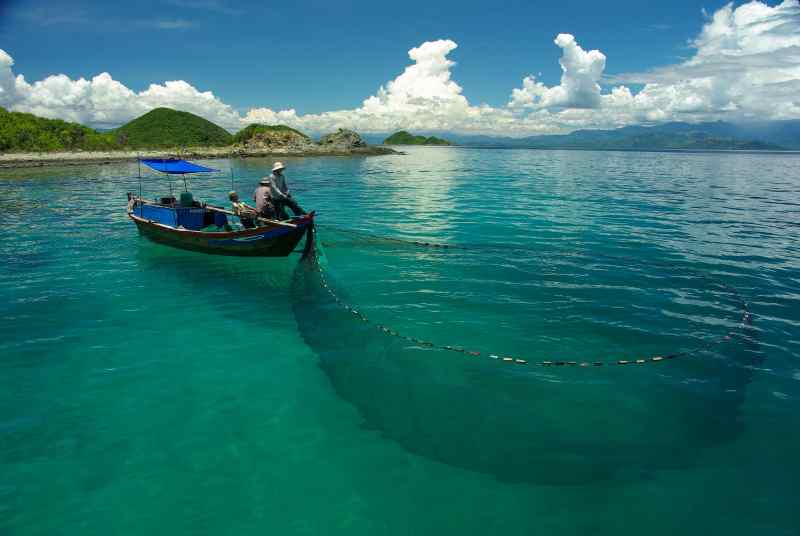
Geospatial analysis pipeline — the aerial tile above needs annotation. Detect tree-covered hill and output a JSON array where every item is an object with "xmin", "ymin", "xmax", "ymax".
[
  {"xmin": 0, "ymin": 107, "xmax": 118, "ymax": 152},
  {"xmin": 113, "ymin": 108, "xmax": 233, "ymax": 148},
  {"xmin": 383, "ymin": 131, "xmax": 451, "ymax": 145}
]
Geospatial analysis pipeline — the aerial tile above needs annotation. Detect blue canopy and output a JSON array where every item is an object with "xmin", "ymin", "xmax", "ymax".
[{"xmin": 140, "ymin": 158, "xmax": 218, "ymax": 174}]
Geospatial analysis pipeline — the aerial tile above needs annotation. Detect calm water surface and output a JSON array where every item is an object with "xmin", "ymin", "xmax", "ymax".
[{"xmin": 1, "ymin": 147, "xmax": 799, "ymax": 535}]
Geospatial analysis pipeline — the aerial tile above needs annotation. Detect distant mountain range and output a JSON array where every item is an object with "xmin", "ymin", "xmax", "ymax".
[{"xmin": 365, "ymin": 121, "xmax": 800, "ymax": 151}]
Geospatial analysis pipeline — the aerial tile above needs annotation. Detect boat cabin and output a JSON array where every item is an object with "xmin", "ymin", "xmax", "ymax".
[{"xmin": 132, "ymin": 193, "xmax": 231, "ymax": 232}]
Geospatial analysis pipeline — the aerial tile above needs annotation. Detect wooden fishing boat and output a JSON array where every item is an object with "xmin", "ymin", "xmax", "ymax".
[{"xmin": 127, "ymin": 158, "xmax": 313, "ymax": 257}]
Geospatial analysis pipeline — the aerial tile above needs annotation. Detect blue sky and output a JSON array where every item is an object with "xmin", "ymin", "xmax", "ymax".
[
  {"xmin": 1, "ymin": 1, "xmax": 799, "ymax": 135},
  {"xmin": 1, "ymin": 0, "xmax": 710, "ymax": 113}
]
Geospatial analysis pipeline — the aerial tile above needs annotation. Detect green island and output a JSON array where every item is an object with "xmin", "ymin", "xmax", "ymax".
[
  {"xmin": 0, "ymin": 107, "xmax": 395, "ymax": 167},
  {"xmin": 383, "ymin": 130, "xmax": 451, "ymax": 146}
]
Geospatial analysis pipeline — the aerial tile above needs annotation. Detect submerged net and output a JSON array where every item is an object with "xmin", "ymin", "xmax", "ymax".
[{"xmin": 290, "ymin": 225, "xmax": 760, "ymax": 484}]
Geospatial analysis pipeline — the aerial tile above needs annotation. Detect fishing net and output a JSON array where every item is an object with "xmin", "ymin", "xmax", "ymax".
[{"xmin": 290, "ymin": 225, "xmax": 759, "ymax": 484}]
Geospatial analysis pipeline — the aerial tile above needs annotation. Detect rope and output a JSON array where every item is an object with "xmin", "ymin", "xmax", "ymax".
[{"xmin": 308, "ymin": 226, "xmax": 753, "ymax": 369}]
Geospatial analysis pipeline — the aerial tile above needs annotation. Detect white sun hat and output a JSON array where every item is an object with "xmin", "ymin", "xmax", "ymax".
[{"xmin": 272, "ymin": 161, "xmax": 286, "ymax": 172}]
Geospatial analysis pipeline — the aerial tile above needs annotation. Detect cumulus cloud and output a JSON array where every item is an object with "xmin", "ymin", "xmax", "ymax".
[
  {"xmin": 509, "ymin": 34, "xmax": 606, "ymax": 110},
  {"xmin": 246, "ymin": 1, "xmax": 800, "ymax": 134},
  {"xmin": 0, "ymin": 50, "xmax": 18, "ymax": 106},
  {"xmin": 0, "ymin": 51, "xmax": 241, "ymax": 128},
  {"xmin": 607, "ymin": 0, "xmax": 800, "ymax": 122},
  {"xmin": 363, "ymin": 40, "xmax": 466, "ymax": 109},
  {"xmin": 2, "ymin": 1, "xmax": 799, "ymax": 136},
  {"xmin": 243, "ymin": 39, "xmax": 498, "ymax": 134}
]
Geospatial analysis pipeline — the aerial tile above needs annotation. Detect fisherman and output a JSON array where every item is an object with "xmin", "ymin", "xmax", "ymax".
[
  {"xmin": 253, "ymin": 177, "xmax": 277, "ymax": 221},
  {"xmin": 266, "ymin": 161, "xmax": 305, "ymax": 219},
  {"xmin": 228, "ymin": 191, "xmax": 258, "ymax": 229}
]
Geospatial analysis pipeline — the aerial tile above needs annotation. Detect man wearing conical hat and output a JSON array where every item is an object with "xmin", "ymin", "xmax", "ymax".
[{"xmin": 265, "ymin": 161, "xmax": 305, "ymax": 219}]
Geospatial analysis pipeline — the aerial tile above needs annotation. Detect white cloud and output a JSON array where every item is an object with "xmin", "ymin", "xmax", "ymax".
[
  {"xmin": 246, "ymin": 2, "xmax": 800, "ymax": 135},
  {"xmin": 155, "ymin": 19, "xmax": 195, "ymax": 30},
  {"xmin": 243, "ymin": 39, "xmax": 491, "ymax": 134},
  {"xmin": 363, "ymin": 40, "xmax": 466, "ymax": 109},
  {"xmin": 2, "ymin": 1, "xmax": 799, "ymax": 136},
  {"xmin": 0, "ymin": 50, "xmax": 18, "ymax": 107},
  {"xmin": 14, "ymin": 8, "xmax": 90, "ymax": 27},
  {"xmin": 509, "ymin": 34, "xmax": 606, "ymax": 110},
  {"xmin": 166, "ymin": 0, "xmax": 244, "ymax": 15},
  {"xmin": 0, "ymin": 52, "xmax": 241, "ymax": 129},
  {"xmin": 607, "ymin": 0, "xmax": 800, "ymax": 122},
  {"xmin": 137, "ymin": 80, "xmax": 240, "ymax": 125}
]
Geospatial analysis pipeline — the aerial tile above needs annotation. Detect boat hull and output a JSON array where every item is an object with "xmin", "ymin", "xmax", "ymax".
[{"xmin": 130, "ymin": 213, "xmax": 313, "ymax": 257}]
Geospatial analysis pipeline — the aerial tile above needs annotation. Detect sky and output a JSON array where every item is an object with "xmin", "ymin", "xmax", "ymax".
[{"xmin": 1, "ymin": 0, "xmax": 799, "ymax": 136}]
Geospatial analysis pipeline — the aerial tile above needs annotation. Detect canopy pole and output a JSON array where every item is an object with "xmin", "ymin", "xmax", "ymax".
[
  {"xmin": 231, "ymin": 165, "xmax": 235, "ymax": 193},
  {"xmin": 137, "ymin": 155, "xmax": 142, "ymax": 213}
]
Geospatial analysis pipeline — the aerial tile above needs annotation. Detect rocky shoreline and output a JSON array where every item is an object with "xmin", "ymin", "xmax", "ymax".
[{"xmin": 0, "ymin": 129, "xmax": 399, "ymax": 169}]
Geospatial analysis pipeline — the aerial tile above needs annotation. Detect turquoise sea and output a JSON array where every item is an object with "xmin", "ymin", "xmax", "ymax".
[{"xmin": 1, "ymin": 147, "xmax": 799, "ymax": 535}]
